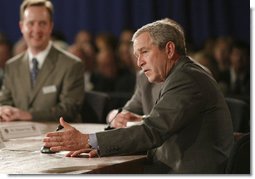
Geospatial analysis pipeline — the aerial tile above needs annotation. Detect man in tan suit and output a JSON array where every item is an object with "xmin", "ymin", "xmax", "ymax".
[
  {"xmin": 0, "ymin": 0, "xmax": 84, "ymax": 122},
  {"xmin": 106, "ymin": 71, "xmax": 162, "ymax": 128},
  {"xmin": 43, "ymin": 19, "xmax": 233, "ymax": 173}
]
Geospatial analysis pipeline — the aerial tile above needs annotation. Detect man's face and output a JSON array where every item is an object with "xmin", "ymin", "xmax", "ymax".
[
  {"xmin": 230, "ymin": 48, "xmax": 247, "ymax": 72},
  {"xmin": 133, "ymin": 32, "xmax": 169, "ymax": 83},
  {"xmin": 19, "ymin": 6, "xmax": 53, "ymax": 54}
]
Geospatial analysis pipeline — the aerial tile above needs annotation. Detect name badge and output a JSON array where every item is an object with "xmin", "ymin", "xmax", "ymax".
[
  {"xmin": 0, "ymin": 124, "xmax": 41, "ymax": 140},
  {"xmin": 42, "ymin": 85, "xmax": 57, "ymax": 94},
  {"xmin": 0, "ymin": 137, "xmax": 5, "ymax": 149}
]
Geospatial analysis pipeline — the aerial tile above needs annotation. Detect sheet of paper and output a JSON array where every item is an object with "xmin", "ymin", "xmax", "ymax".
[
  {"xmin": 0, "ymin": 137, "xmax": 5, "ymax": 149},
  {"xmin": 126, "ymin": 121, "xmax": 143, "ymax": 127}
]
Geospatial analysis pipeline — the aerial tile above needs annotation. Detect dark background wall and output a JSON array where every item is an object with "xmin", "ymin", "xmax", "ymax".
[{"xmin": 0, "ymin": 0, "xmax": 250, "ymax": 49}]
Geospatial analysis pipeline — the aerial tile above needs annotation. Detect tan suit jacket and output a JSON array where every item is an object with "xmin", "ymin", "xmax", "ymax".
[
  {"xmin": 123, "ymin": 70, "xmax": 162, "ymax": 115},
  {"xmin": 0, "ymin": 45, "xmax": 84, "ymax": 122},
  {"xmin": 96, "ymin": 57, "xmax": 234, "ymax": 173}
]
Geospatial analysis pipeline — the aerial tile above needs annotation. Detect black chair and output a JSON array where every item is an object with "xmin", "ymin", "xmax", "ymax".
[
  {"xmin": 81, "ymin": 91, "xmax": 110, "ymax": 123},
  {"xmin": 107, "ymin": 92, "xmax": 133, "ymax": 111},
  {"xmin": 225, "ymin": 98, "xmax": 250, "ymax": 132},
  {"xmin": 225, "ymin": 133, "xmax": 250, "ymax": 174}
]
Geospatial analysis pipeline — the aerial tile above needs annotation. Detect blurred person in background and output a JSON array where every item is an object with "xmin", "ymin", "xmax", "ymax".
[
  {"xmin": 212, "ymin": 36, "xmax": 233, "ymax": 76},
  {"xmin": 74, "ymin": 30, "xmax": 96, "ymax": 64},
  {"xmin": 218, "ymin": 40, "xmax": 250, "ymax": 100},
  {"xmin": 92, "ymin": 49, "xmax": 119, "ymax": 92},
  {"xmin": 13, "ymin": 37, "xmax": 27, "ymax": 56},
  {"xmin": 192, "ymin": 51, "xmax": 218, "ymax": 80},
  {"xmin": 93, "ymin": 32, "xmax": 135, "ymax": 93},
  {"xmin": 69, "ymin": 30, "xmax": 97, "ymax": 91},
  {"xmin": 118, "ymin": 29, "xmax": 138, "ymax": 72},
  {"xmin": 0, "ymin": 38, "xmax": 12, "ymax": 87}
]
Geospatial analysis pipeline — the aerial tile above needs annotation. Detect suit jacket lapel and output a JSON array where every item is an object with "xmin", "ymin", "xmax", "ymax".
[{"xmin": 29, "ymin": 46, "xmax": 58, "ymax": 104}]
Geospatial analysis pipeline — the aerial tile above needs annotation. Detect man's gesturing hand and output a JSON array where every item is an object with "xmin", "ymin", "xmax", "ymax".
[{"xmin": 43, "ymin": 117, "xmax": 90, "ymax": 152}]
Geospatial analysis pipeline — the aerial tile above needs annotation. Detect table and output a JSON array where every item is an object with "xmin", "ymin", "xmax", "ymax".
[{"xmin": 0, "ymin": 122, "xmax": 147, "ymax": 174}]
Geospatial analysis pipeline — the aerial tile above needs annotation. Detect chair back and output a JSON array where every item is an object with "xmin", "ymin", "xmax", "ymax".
[
  {"xmin": 81, "ymin": 91, "xmax": 110, "ymax": 123},
  {"xmin": 108, "ymin": 92, "xmax": 133, "ymax": 110},
  {"xmin": 225, "ymin": 133, "xmax": 250, "ymax": 174},
  {"xmin": 225, "ymin": 98, "xmax": 250, "ymax": 132}
]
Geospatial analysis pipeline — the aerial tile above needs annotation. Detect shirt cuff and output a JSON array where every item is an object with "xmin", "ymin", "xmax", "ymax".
[{"xmin": 88, "ymin": 133, "xmax": 98, "ymax": 149}]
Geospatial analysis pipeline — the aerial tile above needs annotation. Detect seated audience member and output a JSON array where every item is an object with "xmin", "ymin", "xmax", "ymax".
[
  {"xmin": 92, "ymin": 49, "xmax": 135, "ymax": 93},
  {"xmin": 218, "ymin": 41, "xmax": 250, "ymax": 99},
  {"xmin": 0, "ymin": 0, "xmax": 84, "ymax": 122},
  {"xmin": 92, "ymin": 49, "xmax": 119, "ymax": 92},
  {"xmin": 13, "ymin": 37, "xmax": 27, "ymax": 56},
  {"xmin": 212, "ymin": 36, "xmax": 233, "ymax": 76},
  {"xmin": 192, "ymin": 51, "xmax": 218, "ymax": 80},
  {"xmin": 69, "ymin": 30, "xmax": 97, "ymax": 91},
  {"xmin": 74, "ymin": 30, "xmax": 93, "ymax": 49},
  {"xmin": 95, "ymin": 32, "xmax": 118, "ymax": 53},
  {"xmin": 0, "ymin": 39, "xmax": 12, "ymax": 87},
  {"xmin": 68, "ymin": 44, "xmax": 94, "ymax": 91},
  {"xmin": 118, "ymin": 29, "xmax": 138, "ymax": 72},
  {"xmin": 73, "ymin": 30, "xmax": 97, "ymax": 70},
  {"xmin": 43, "ymin": 18, "xmax": 234, "ymax": 174}
]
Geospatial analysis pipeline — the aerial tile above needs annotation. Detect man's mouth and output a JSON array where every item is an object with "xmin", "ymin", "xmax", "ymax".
[{"xmin": 143, "ymin": 69, "xmax": 150, "ymax": 73}]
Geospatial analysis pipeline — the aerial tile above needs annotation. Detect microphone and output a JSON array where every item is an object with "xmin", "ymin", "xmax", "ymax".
[{"xmin": 40, "ymin": 124, "xmax": 63, "ymax": 154}]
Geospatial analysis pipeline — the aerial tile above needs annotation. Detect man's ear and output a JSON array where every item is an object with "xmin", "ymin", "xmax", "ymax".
[
  {"xmin": 19, "ymin": 21, "xmax": 23, "ymax": 34},
  {"xmin": 165, "ymin": 41, "xmax": 175, "ymax": 59}
]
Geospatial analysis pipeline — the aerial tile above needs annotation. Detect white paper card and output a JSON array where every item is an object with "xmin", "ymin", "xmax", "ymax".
[
  {"xmin": 0, "ymin": 124, "xmax": 41, "ymax": 140},
  {"xmin": 0, "ymin": 137, "xmax": 5, "ymax": 149},
  {"xmin": 42, "ymin": 85, "xmax": 57, "ymax": 94},
  {"xmin": 126, "ymin": 121, "xmax": 144, "ymax": 127}
]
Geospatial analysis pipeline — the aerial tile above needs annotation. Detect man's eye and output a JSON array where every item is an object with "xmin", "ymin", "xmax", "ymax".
[
  {"xmin": 39, "ymin": 21, "xmax": 47, "ymax": 27},
  {"xmin": 27, "ymin": 22, "xmax": 34, "ymax": 26}
]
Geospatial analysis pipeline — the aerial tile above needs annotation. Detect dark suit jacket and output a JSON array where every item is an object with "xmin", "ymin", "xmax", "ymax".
[
  {"xmin": 123, "ymin": 70, "xmax": 162, "ymax": 115},
  {"xmin": 218, "ymin": 69, "xmax": 250, "ymax": 97},
  {"xmin": 96, "ymin": 56, "xmax": 234, "ymax": 173},
  {"xmin": 0, "ymin": 45, "xmax": 84, "ymax": 122}
]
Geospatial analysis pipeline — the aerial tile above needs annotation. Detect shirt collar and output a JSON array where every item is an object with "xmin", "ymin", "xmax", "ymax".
[{"xmin": 28, "ymin": 41, "xmax": 52, "ymax": 69}]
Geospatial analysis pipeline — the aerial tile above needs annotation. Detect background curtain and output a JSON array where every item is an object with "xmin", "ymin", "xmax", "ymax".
[{"xmin": 0, "ymin": 0, "xmax": 249, "ymax": 49}]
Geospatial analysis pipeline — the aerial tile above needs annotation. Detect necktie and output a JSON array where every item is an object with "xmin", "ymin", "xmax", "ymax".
[{"xmin": 31, "ymin": 58, "xmax": 39, "ymax": 87}]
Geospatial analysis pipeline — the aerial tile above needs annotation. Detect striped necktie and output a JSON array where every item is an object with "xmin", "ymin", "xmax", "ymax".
[{"xmin": 31, "ymin": 58, "xmax": 39, "ymax": 87}]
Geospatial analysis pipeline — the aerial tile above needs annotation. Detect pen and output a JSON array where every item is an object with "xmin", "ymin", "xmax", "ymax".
[
  {"xmin": 104, "ymin": 108, "xmax": 122, "ymax": 130},
  {"xmin": 56, "ymin": 124, "xmax": 63, "ymax": 131}
]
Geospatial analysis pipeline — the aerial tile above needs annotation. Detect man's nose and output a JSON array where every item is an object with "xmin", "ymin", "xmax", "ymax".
[
  {"xmin": 137, "ymin": 55, "xmax": 144, "ymax": 68},
  {"xmin": 32, "ymin": 23, "xmax": 42, "ymax": 32}
]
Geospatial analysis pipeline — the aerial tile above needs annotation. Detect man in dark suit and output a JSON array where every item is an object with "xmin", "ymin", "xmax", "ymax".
[
  {"xmin": 43, "ymin": 18, "xmax": 234, "ymax": 173},
  {"xmin": 0, "ymin": 0, "xmax": 84, "ymax": 122}
]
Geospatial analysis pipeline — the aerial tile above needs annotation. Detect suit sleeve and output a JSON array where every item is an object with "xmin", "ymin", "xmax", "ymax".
[{"xmin": 96, "ymin": 71, "xmax": 205, "ymax": 156}]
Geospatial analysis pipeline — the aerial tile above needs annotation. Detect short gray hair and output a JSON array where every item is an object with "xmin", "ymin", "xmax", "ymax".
[{"xmin": 132, "ymin": 18, "xmax": 187, "ymax": 55}]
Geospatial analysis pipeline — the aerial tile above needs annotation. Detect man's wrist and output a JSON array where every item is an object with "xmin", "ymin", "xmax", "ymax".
[{"xmin": 88, "ymin": 133, "xmax": 98, "ymax": 149}]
